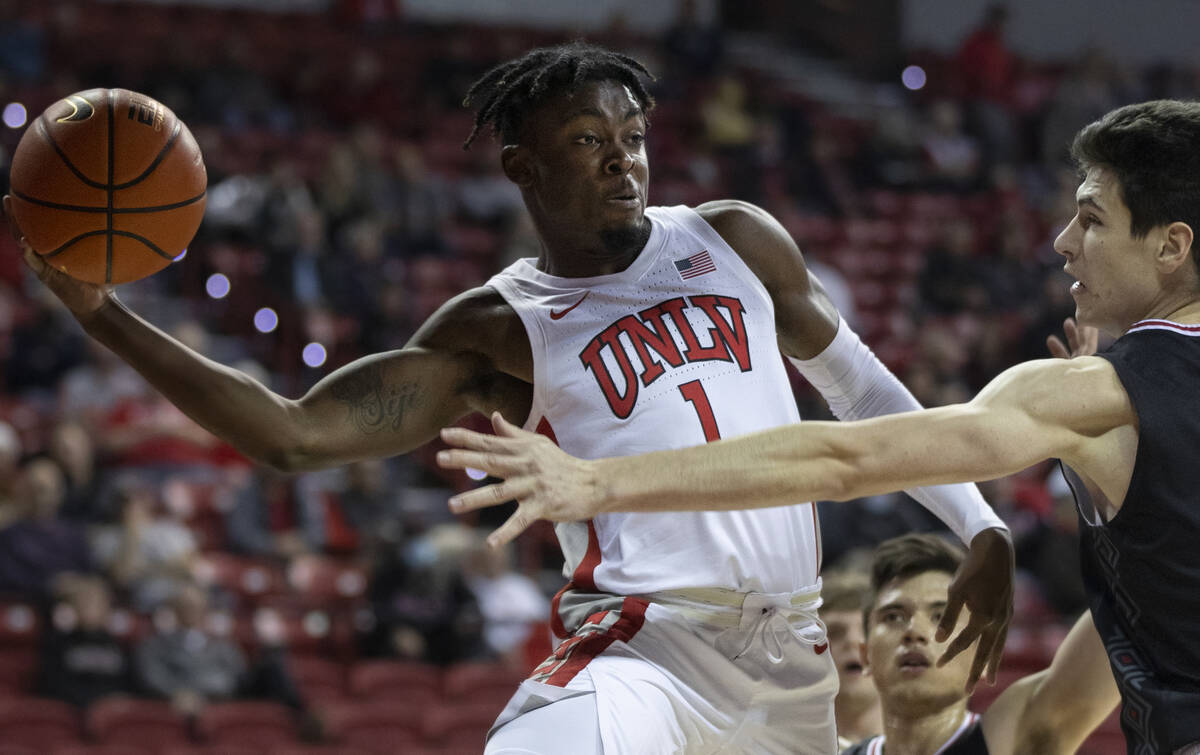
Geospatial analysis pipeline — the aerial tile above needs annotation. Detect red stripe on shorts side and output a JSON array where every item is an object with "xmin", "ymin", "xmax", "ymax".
[
  {"xmin": 549, "ymin": 521, "xmax": 603, "ymax": 639},
  {"xmin": 543, "ymin": 596, "xmax": 649, "ymax": 687}
]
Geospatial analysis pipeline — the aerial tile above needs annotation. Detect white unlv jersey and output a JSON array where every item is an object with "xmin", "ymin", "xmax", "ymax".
[{"xmin": 487, "ymin": 205, "xmax": 820, "ymax": 596}]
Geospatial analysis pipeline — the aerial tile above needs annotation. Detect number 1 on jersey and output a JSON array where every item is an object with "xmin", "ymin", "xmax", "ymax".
[{"xmin": 679, "ymin": 379, "xmax": 721, "ymax": 442}]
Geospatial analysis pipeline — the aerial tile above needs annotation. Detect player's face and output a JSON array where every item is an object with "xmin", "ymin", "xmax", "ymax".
[
  {"xmin": 1054, "ymin": 167, "xmax": 1171, "ymax": 335},
  {"xmin": 823, "ymin": 608, "xmax": 878, "ymax": 712},
  {"xmin": 517, "ymin": 80, "xmax": 650, "ymax": 243},
  {"xmin": 863, "ymin": 571, "xmax": 972, "ymax": 716}
]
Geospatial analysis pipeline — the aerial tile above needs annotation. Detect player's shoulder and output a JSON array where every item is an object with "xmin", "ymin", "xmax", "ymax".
[
  {"xmin": 693, "ymin": 198, "xmax": 778, "ymax": 234},
  {"xmin": 693, "ymin": 199, "xmax": 809, "ymax": 286},
  {"xmin": 409, "ymin": 286, "xmax": 524, "ymax": 356},
  {"xmin": 975, "ymin": 356, "xmax": 1133, "ymax": 434}
]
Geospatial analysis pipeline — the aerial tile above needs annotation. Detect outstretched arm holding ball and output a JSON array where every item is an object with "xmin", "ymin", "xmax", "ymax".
[{"xmin": 3, "ymin": 192, "xmax": 533, "ymax": 471}]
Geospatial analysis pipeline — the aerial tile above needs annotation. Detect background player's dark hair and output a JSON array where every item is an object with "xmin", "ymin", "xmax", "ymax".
[
  {"xmin": 862, "ymin": 533, "xmax": 964, "ymax": 632},
  {"xmin": 1071, "ymin": 100, "xmax": 1200, "ymax": 277},
  {"xmin": 462, "ymin": 41, "xmax": 655, "ymax": 150},
  {"xmin": 819, "ymin": 569, "xmax": 871, "ymax": 615}
]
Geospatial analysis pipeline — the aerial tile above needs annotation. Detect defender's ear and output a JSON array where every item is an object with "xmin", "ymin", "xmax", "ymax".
[
  {"xmin": 501, "ymin": 144, "xmax": 534, "ymax": 188},
  {"xmin": 1158, "ymin": 220, "xmax": 1195, "ymax": 276}
]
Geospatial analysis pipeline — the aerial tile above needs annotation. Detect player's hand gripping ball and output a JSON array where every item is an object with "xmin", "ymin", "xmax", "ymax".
[{"xmin": 7, "ymin": 88, "xmax": 206, "ymax": 285}]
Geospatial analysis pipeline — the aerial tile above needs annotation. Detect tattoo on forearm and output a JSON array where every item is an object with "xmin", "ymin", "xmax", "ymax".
[{"xmin": 330, "ymin": 364, "xmax": 424, "ymax": 435}]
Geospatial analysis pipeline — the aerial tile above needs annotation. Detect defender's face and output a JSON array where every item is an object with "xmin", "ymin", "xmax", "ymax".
[
  {"xmin": 823, "ymin": 608, "xmax": 877, "ymax": 711},
  {"xmin": 519, "ymin": 80, "xmax": 649, "ymax": 238},
  {"xmin": 863, "ymin": 571, "xmax": 971, "ymax": 715},
  {"xmin": 1054, "ymin": 167, "xmax": 1167, "ymax": 335}
]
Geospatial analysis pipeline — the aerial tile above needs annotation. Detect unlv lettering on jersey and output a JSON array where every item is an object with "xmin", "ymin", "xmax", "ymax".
[{"xmin": 579, "ymin": 295, "xmax": 751, "ymax": 419}]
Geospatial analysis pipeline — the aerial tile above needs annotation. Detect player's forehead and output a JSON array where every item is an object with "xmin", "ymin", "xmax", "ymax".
[
  {"xmin": 529, "ymin": 80, "xmax": 644, "ymax": 131},
  {"xmin": 1075, "ymin": 166, "xmax": 1126, "ymax": 215},
  {"xmin": 873, "ymin": 571, "xmax": 952, "ymax": 613}
]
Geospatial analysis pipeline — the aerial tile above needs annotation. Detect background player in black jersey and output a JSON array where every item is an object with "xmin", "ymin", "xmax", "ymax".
[
  {"xmin": 819, "ymin": 570, "xmax": 884, "ymax": 748},
  {"xmin": 841, "ymin": 533, "xmax": 1117, "ymax": 755},
  {"xmin": 441, "ymin": 99, "xmax": 1200, "ymax": 753}
]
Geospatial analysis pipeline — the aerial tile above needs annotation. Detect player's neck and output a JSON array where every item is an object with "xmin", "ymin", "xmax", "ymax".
[
  {"xmin": 534, "ymin": 219, "xmax": 652, "ymax": 278},
  {"xmin": 1155, "ymin": 297, "xmax": 1200, "ymax": 326},
  {"xmin": 879, "ymin": 701, "xmax": 970, "ymax": 755}
]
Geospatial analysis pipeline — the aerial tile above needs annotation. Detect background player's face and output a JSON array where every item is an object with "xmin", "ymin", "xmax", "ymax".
[
  {"xmin": 514, "ymin": 80, "xmax": 649, "ymax": 248},
  {"xmin": 1054, "ymin": 167, "xmax": 1172, "ymax": 334},
  {"xmin": 863, "ymin": 571, "xmax": 972, "ymax": 716},
  {"xmin": 823, "ymin": 608, "xmax": 878, "ymax": 714}
]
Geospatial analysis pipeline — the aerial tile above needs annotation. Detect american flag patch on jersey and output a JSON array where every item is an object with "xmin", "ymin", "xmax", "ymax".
[{"xmin": 674, "ymin": 250, "xmax": 716, "ymax": 280}]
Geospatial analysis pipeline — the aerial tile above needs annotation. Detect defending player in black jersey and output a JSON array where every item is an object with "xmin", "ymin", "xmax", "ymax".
[
  {"xmin": 841, "ymin": 534, "xmax": 1117, "ymax": 755},
  {"xmin": 440, "ymin": 99, "xmax": 1200, "ymax": 753}
]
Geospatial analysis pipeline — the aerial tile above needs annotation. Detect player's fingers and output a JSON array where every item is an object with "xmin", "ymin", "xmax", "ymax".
[
  {"xmin": 487, "ymin": 506, "xmax": 534, "ymax": 548},
  {"xmin": 441, "ymin": 426, "xmax": 517, "ymax": 453},
  {"xmin": 965, "ymin": 625, "xmax": 997, "ymax": 693},
  {"xmin": 492, "ymin": 411, "xmax": 524, "ymax": 438},
  {"xmin": 448, "ymin": 477, "xmax": 536, "ymax": 514},
  {"xmin": 984, "ymin": 620, "xmax": 1009, "ymax": 683},
  {"xmin": 1084, "ymin": 323, "xmax": 1099, "ymax": 354},
  {"xmin": 436, "ymin": 448, "xmax": 523, "ymax": 477},
  {"xmin": 1063, "ymin": 317, "xmax": 1080, "ymax": 353},
  {"xmin": 1045, "ymin": 334, "xmax": 1069, "ymax": 359},
  {"xmin": 936, "ymin": 618, "xmax": 981, "ymax": 667},
  {"xmin": 935, "ymin": 590, "xmax": 966, "ymax": 642}
]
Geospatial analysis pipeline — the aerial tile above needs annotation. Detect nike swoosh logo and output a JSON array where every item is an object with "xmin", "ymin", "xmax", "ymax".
[
  {"xmin": 814, "ymin": 642, "xmax": 829, "ymax": 655},
  {"xmin": 550, "ymin": 292, "xmax": 590, "ymax": 320},
  {"xmin": 56, "ymin": 94, "xmax": 95, "ymax": 123}
]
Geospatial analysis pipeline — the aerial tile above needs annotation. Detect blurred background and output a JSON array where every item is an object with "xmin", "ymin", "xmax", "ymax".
[{"xmin": 2, "ymin": 0, "xmax": 1195, "ymax": 752}]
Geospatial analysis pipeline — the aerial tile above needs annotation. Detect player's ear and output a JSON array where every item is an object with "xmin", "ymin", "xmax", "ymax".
[
  {"xmin": 1158, "ymin": 220, "xmax": 1195, "ymax": 276},
  {"xmin": 501, "ymin": 145, "xmax": 534, "ymax": 188}
]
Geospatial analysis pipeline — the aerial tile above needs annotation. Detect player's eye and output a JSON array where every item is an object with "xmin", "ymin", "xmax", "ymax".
[
  {"xmin": 576, "ymin": 134, "xmax": 599, "ymax": 145},
  {"xmin": 627, "ymin": 132, "xmax": 645, "ymax": 146}
]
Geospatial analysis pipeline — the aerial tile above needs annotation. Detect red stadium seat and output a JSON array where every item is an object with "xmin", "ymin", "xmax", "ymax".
[
  {"xmin": 442, "ymin": 662, "xmax": 525, "ymax": 702},
  {"xmin": 421, "ymin": 701, "xmax": 503, "ymax": 747},
  {"xmin": 86, "ymin": 698, "xmax": 191, "ymax": 748},
  {"xmin": 50, "ymin": 746, "xmax": 153, "ymax": 755},
  {"xmin": 0, "ymin": 745, "xmax": 40, "ymax": 755},
  {"xmin": 288, "ymin": 655, "xmax": 348, "ymax": 702},
  {"xmin": 320, "ymin": 700, "xmax": 424, "ymax": 750},
  {"xmin": 349, "ymin": 660, "xmax": 440, "ymax": 699},
  {"xmin": 160, "ymin": 748, "xmax": 260, "ymax": 755},
  {"xmin": 0, "ymin": 603, "xmax": 41, "ymax": 648},
  {"xmin": 268, "ymin": 748, "xmax": 376, "ymax": 755},
  {"xmin": 0, "ymin": 649, "xmax": 38, "ymax": 696},
  {"xmin": 0, "ymin": 697, "xmax": 82, "ymax": 748},
  {"xmin": 195, "ymin": 701, "xmax": 297, "ymax": 749}
]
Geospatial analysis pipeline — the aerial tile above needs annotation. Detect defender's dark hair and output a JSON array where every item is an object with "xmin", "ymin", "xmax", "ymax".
[
  {"xmin": 862, "ymin": 534, "xmax": 964, "ymax": 632},
  {"xmin": 819, "ymin": 570, "xmax": 871, "ymax": 615},
  {"xmin": 1071, "ymin": 100, "xmax": 1200, "ymax": 275},
  {"xmin": 462, "ymin": 41, "xmax": 655, "ymax": 150}
]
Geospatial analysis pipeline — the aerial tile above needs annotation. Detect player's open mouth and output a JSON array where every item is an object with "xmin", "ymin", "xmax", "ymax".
[
  {"xmin": 898, "ymin": 651, "xmax": 930, "ymax": 673},
  {"xmin": 842, "ymin": 661, "xmax": 864, "ymax": 675},
  {"xmin": 606, "ymin": 195, "xmax": 639, "ymax": 206}
]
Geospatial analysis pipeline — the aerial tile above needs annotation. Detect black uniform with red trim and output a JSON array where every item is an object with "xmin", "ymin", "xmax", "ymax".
[
  {"xmin": 1061, "ymin": 319, "xmax": 1200, "ymax": 755},
  {"xmin": 841, "ymin": 712, "xmax": 987, "ymax": 754}
]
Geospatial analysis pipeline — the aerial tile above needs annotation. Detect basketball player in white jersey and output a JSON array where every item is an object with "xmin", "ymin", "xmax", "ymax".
[
  {"xmin": 438, "ymin": 99, "xmax": 1200, "ymax": 752},
  {"xmin": 6, "ymin": 43, "xmax": 1013, "ymax": 753}
]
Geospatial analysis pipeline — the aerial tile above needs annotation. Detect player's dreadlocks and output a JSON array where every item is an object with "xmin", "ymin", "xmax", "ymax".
[{"xmin": 462, "ymin": 41, "xmax": 655, "ymax": 150}]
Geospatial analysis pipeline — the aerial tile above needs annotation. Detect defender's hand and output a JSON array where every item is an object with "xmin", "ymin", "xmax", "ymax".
[
  {"xmin": 1046, "ymin": 317, "xmax": 1099, "ymax": 359},
  {"xmin": 4, "ymin": 194, "xmax": 113, "ymax": 320},
  {"xmin": 438, "ymin": 412, "xmax": 601, "ymax": 547},
  {"xmin": 936, "ymin": 526, "xmax": 1014, "ymax": 694}
]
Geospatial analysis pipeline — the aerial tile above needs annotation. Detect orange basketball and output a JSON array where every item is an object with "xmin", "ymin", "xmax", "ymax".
[{"xmin": 7, "ymin": 88, "xmax": 206, "ymax": 285}]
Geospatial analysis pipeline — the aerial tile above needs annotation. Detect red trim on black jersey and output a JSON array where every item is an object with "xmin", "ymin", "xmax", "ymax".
[{"xmin": 1129, "ymin": 319, "xmax": 1200, "ymax": 335}]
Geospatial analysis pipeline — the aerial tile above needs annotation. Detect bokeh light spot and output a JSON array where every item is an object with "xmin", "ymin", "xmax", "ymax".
[
  {"xmin": 254, "ymin": 308, "xmax": 278, "ymax": 333},
  {"xmin": 902, "ymin": 65, "xmax": 927, "ymax": 91},
  {"xmin": 466, "ymin": 467, "xmax": 487, "ymax": 481},
  {"xmin": 205, "ymin": 273, "xmax": 230, "ymax": 299},
  {"xmin": 2, "ymin": 103, "xmax": 27, "ymax": 129},
  {"xmin": 174, "ymin": 248, "xmax": 187, "ymax": 262},
  {"xmin": 302, "ymin": 342, "xmax": 327, "ymax": 368}
]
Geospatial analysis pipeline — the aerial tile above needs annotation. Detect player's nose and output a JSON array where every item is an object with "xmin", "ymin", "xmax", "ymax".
[{"xmin": 603, "ymin": 146, "xmax": 634, "ymax": 175}]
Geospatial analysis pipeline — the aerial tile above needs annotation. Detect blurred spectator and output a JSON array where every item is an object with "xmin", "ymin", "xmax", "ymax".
[
  {"xmin": 0, "ymin": 456, "xmax": 93, "ymax": 599},
  {"xmin": 663, "ymin": 0, "xmax": 724, "ymax": 80},
  {"xmin": 47, "ymin": 419, "xmax": 101, "ymax": 521},
  {"xmin": 916, "ymin": 219, "xmax": 990, "ymax": 315},
  {"xmin": 461, "ymin": 533, "xmax": 549, "ymax": 669},
  {"xmin": 0, "ymin": 0, "xmax": 46, "ymax": 81},
  {"xmin": 385, "ymin": 142, "xmax": 452, "ymax": 255},
  {"xmin": 90, "ymin": 479, "xmax": 198, "ymax": 612},
  {"xmin": 37, "ymin": 577, "xmax": 133, "ymax": 707},
  {"xmin": 955, "ymin": 3, "xmax": 1018, "ymax": 163},
  {"xmin": 135, "ymin": 582, "xmax": 245, "ymax": 715},
  {"xmin": 327, "ymin": 459, "xmax": 397, "ymax": 554},
  {"xmin": 455, "ymin": 148, "xmax": 525, "ymax": 227},
  {"xmin": 5, "ymin": 288, "xmax": 86, "ymax": 397},
  {"xmin": 921, "ymin": 101, "xmax": 981, "ymax": 190},
  {"xmin": 58, "ymin": 340, "xmax": 146, "ymax": 429},
  {"xmin": 363, "ymin": 524, "xmax": 485, "ymax": 665},
  {"xmin": 0, "ymin": 420, "xmax": 20, "ymax": 508},
  {"xmin": 818, "ymin": 570, "xmax": 882, "ymax": 745},
  {"xmin": 226, "ymin": 468, "xmax": 326, "ymax": 561}
]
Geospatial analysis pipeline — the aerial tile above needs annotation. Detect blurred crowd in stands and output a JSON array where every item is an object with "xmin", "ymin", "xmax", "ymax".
[{"xmin": 0, "ymin": 0, "xmax": 1191, "ymax": 750}]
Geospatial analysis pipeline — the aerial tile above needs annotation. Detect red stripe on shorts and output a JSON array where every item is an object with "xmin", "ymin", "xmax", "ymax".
[
  {"xmin": 541, "ymin": 596, "xmax": 648, "ymax": 687},
  {"xmin": 549, "ymin": 522, "xmax": 603, "ymax": 639}
]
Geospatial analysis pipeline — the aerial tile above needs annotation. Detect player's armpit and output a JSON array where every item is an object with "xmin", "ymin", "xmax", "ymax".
[{"xmin": 981, "ymin": 612, "xmax": 1119, "ymax": 755}]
